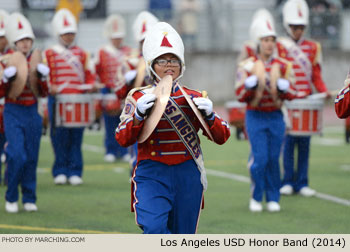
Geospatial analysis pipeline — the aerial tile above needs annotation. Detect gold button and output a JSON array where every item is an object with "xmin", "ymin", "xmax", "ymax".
[
  {"xmin": 150, "ymin": 140, "xmax": 154, "ymax": 144},
  {"xmin": 151, "ymin": 151, "xmax": 156, "ymax": 156}
]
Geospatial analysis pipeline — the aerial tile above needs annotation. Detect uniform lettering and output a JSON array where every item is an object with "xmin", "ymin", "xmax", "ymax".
[
  {"xmin": 180, "ymin": 125, "xmax": 191, "ymax": 135},
  {"xmin": 170, "ymin": 114, "xmax": 181, "ymax": 124},
  {"xmin": 165, "ymin": 101, "xmax": 177, "ymax": 114},
  {"xmin": 175, "ymin": 118, "xmax": 187, "ymax": 130}
]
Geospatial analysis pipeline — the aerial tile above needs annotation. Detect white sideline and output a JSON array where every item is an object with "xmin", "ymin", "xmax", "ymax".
[{"xmin": 206, "ymin": 168, "xmax": 350, "ymax": 207}]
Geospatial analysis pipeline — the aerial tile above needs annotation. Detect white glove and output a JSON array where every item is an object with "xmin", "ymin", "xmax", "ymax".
[
  {"xmin": 125, "ymin": 70, "xmax": 137, "ymax": 85},
  {"xmin": 244, "ymin": 75, "xmax": 258, "ymax": 89},
  {"xmin": 277, "ymin": 78, "xmax": 290, "ymax": 92},
  {"xmin": 135, "ymin": 93, "xmax": 156, "ymax": 120},
  {"xmin": 193, "ymin": 97, "xmax": 213, "ymax": 118},
  {"xmin": 2, "ymin": 66, "xmax": 17, "ymax": 83},
  {"xmin": 37, "ymin": 63, "xmax": 50, "ymax": 80}
]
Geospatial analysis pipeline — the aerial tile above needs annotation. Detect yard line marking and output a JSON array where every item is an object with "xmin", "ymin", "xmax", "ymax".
[
  {"xmin": 206, "ymin": 169, "xmax": 350, "ymax": 207},
  {"xmin": 314, "ymin": 193, "xmax": 350, "ymax": 207},
  {"xmin": 41, "ymin": 139, "xmax": 350, "ymax": 207},
  {"xmin": 0, "ymin": 224, "xmax": 122, "ymax": 234},
  {"xmin": 206, "ymin": 169, "xmax": 250, "ymax": 183}
]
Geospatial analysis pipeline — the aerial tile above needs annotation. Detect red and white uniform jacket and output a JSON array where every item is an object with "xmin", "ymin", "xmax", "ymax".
[
  {"xmin": 115, "ymin": 83, "xmax": 231, "ymax": 166},
  {"xmin": 0, "ymin": 47, "xmax": 14, "ymax": 133},
  {"xmin": 95, "ymin": 44, "xmax": 132, "ymax": 99},
  {"xmin": 277, "ymin": 37, "xmax": 328, "ymax": 95},
  {"xmin": 0, "ymin": 50, "xmax": 49, "ymax": 106},
  {"xmin": 236, "ymin": 56, "xmax": 301, "ymax": 112},
  {"xmin": 44, "ymin": 44, "xmax": 95, "ymax": 94},
  {"xmin": 335, "ymin": 83, "xmax": 350, "ymax": 118}
]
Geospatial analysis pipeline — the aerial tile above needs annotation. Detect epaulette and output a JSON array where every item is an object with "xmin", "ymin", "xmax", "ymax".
[
  {"xmin": 182, "ymin": 86, "xmax": 202, "ymax": 95},
  {"xmin": 238, "ymin": 56, "xmax": 255, "ymax": 68},
  {"xmin": 128, "ymin": 84, "xmax": 153, "ymax": 97}
]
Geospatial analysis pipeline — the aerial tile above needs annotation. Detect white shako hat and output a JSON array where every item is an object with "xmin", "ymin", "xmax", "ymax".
[
  {"xmin": 142, "ymin": 22, "xmax": 185, "ymax": 82},
  {"xmin": 250, "ymin": 12, "xmax": 276, "ymax": 44},
  {"xmin": 0, "ymin": 9, "xmax": 9, "ymax": 37},
  {"xmin": 132, "ymin": 11, "xmax": 158, "ymax": 43},
  {"xmin": 52, "ymin": 8, "xmax": 77, "ymax": 36},
  {"xmin": 249, "ymin": 8, "xmax": 274, "ymax": 42},
  {"xmin": 103, "ymin": 14, "xmax": 126, "ymax": 39},
  {"xmin": 5, "ymin": 12, "xmax": 35, "ymax": 46},
  {"xmin": 283, "ymin": 0, "xmax": 309, "ymax": 36}
]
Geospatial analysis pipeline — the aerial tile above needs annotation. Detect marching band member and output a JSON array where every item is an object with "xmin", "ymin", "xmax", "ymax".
[
  {"xmin": 278, "ymin": 0, "xmax": 330, "ymax": 197},
  {"xmin": 44, "ymin": 9, "xmax": 95, "ymax": 185},
  {"xmin": 235, "ymin": 14, "xmax": 298, "ymax": 212},
  {"xmin": 94, "ymin": 14, "xmax": 130, "ymax": 163},
  {"xmin": 0, "ymin": 9, "xmax": 11, "ymax": 185},
  {"xmin": 1, "ymin": 13, "xmax": 49, "ymax": 213},
  {"xmin": 115, "ymin": 22, "xmax": 230, "ymax": 233}
]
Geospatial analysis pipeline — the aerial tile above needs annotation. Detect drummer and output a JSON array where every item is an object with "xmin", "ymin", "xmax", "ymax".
[
  {"xmin": 278, "ymin": 0, "xmax": 330, "ymax": 197},
  {"xmin": 44, "ymin": 9, "xmax": 95, "ymax": 186},
  {"xmin": 0, "ymin": 9, "xmax": 12, "ymax": 185},
  {"xmin": 235, "ymin": 14, "xmax": 301, "ymax": 212},
  {"xmin": 94, "ymin": 14, "xmax": 131, "ymax": 163},
  {"xmin": 115, "ymin": 22, "xmax": 230, "ymax": 234},
  {"xmin": 1, "ymin": 13, "xmax": 49, "ymax": 213}
]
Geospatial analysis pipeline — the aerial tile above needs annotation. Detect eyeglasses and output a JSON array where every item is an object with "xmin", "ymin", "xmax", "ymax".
[
  {"xmin": 289, "ymin": 25, "xmax": 305, "ymax": 31},
  {"xmin": 154, "ymin": 59, "xmax": 181, "ymax": 67}
]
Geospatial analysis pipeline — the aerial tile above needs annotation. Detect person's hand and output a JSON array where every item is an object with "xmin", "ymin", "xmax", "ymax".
[
  {"xmin": 135, "ymin": 93, "xmax": 156, "ymax": 120},
  {"xmin": 277, "ymin": 78, "xmax": 290, "ymax": 92},
  {"xmin": 325, "ymin": 91, "xmax": 332, "ymax": 100},
  {"xmin": 125, "ymin": 70, "xmax": 137, "ymax": 85},
  {"xmin": 37, "ymin": 63, "xmax": 50, "ymax": 81},
  {"xmin": 2, "ymin": 66, "xmax": 17, "ymax": 83},
  {"xmin": 193, "ymin": 97, "xmax": 214, "ymax": 119},
  {"xmin": 50, "ymin": 84, "xmax": 59, "ymax": 95},
  {"xmin": 244, "ymin": 75, "xmax": 258, "ymax": 89}
]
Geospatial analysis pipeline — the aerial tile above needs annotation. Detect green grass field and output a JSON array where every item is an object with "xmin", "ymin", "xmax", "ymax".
[{"xmin": 0, "ymin": 125, "xmax": 349, "ymax": 234}]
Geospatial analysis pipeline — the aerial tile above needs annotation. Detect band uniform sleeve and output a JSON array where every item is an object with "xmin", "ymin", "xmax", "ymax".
[
  {"xmin": 335, "ymin": 84, "xmax": 350, "ymax": 118},
  {"xmin": 83, "ymin": 51, "xmax": 96, "ymax": 85},
  {"xmin": 311, "ymin": 42, "xmax": 328, "ymax": 93},
  {"xmin": 235, "ymin": 59, "xmax": 255, "ymax": 103},
  {"xmin": 205, "ymin": 112, "xmax": 231, "ymax": 145},
  {"xmin": 38, "ymin": 56, "xmax": 49, "ymax": 97},
  {"xmin": 115, "ymin": 91, "xmax": 144, "ymax": 147}
]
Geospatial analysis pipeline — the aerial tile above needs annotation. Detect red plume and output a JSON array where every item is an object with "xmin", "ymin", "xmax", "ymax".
[
  {"xmin": 141, "ymin": 21, "xmax": 146, "ymax": 34},
  {"xmin": 160, "ymin": 34, "xmax": 172, "ymax": 47},
  {"xmin": 113, "ymin": 20, "xmax": 118, "ymax": 31},
  {"xmin": 298, "ymin": 7, "xmax": 303, "ymax": 17},
  {"xmin": 63, "ymin": 16, "xmax": 70, "ymax": 27},
  {"xmin": 266, "ymin": 20, "xmax": 272, "ymax": 31},
  {"xmin": 18, "ymin": 21, "xmax": 23, "ymax": 29}
]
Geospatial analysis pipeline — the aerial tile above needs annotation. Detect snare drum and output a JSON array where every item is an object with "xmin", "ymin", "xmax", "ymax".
[
  {"xmin": 285, "ymin": 98, "xmax": 324, "ymax": 136},
  {"xmin": 55, "ymin": 94, "xmax": 95, "ymax": 127},
  {"xmin": 225, "ymin": 101, "xmax": 246, "ymax": 128}
]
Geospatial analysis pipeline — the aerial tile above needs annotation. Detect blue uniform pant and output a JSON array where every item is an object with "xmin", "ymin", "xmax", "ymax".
[
  {"xmin": 245, "ymin": 110, "xmax": 285, "ymax": 203},
  {"xmin": 4, "ymin": 103, "xmax": 42, "ymax": 203},
  {"xmin": 282, "ymin": 135, "xmax": 311, "ymax": 191},
  {"xmin": 103, "ymin": 112, "xmax": 127, "ymax": 157},
  {"xmin": 48, "ymin": 96, "xmax": 84, "ymax": 178},
  {"xmin": 133, "ymin": 159, "xmax": 203, "ymax": 234},
  {"xmin": 0, "ymin": 132, "xmax": 6, "ymax": 184}
]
